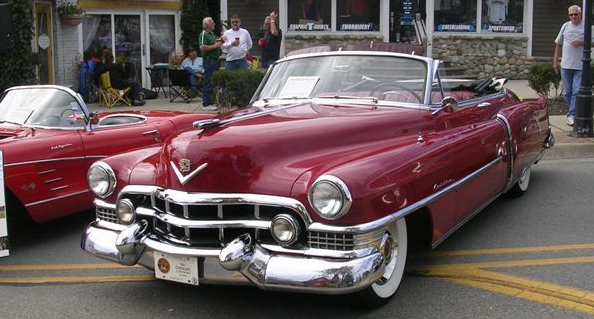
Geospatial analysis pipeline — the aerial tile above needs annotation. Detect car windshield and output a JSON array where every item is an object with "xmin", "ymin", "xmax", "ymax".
[
  {"xmin": 0, "ymin": 87, "xmax": 87, "ymax": 128},
  {"xmin": 255, "ymin": 54, "xmax": 428, "ymax": 105}
]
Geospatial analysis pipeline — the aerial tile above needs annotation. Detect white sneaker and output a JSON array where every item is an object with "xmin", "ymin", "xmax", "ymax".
[
  {"xmin": 567, "ymin": 116, "xmax": 574, "ymax": 126},
  {"xmin": 202, "ymin": 105, "xmax": 217, "ymax": 111}
]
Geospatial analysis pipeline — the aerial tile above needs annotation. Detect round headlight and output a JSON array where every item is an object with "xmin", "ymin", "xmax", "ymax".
[
  {"xmin": 271, "ymin": 214, "xmax": 300, "ymax": 245},
  {"xmin": 116, "ymin": 198, "xmax": 135, "ymax": 224},
  {"xmin": 308, "ymin": 175, "xmax": 352, "ymax": 220},
  {"xmin": 88, "ymin": 162, "xmax": 116, "ymax": 198}
]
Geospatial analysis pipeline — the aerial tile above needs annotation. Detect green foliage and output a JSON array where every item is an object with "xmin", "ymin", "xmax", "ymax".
[
  {"xmin": 180, "ymin": 0, "xmax": 209, "ymax": 53},
  {"xmin": 206, "ymin": 0, "xmax": 221, "ymax": 35},
  {"xmin": 57, "ymin": 0, "xmax": 84, "ymax": 15},
  {"xmin": 527, "ymin": 64, "xmax": 561, "ymax": 99},
  {"xmin": 0, "ymin": 0, "xmax": 35, "ymax": 93},
  {"xmin": 212, "ymin": 69, "xmax": 266, "ymax": 112}
]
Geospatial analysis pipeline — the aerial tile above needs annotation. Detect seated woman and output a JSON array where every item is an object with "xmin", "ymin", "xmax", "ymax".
[
  {"xmin": 94, "ymin": 49, "xmax": 145, "ymax": 106},
  {"xmin": 181, "ymin": 48, "xmax": 204, "ymax": 98}
]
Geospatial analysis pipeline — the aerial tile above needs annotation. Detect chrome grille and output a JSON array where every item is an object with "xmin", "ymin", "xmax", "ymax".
[
  {"xmin": 96, "ymin": 206, "xmax": 118, "ymax": 224},
  {"xmin": 308, "ymin": 231, "xmax": 355, "ymax": 251},
  {"xmin": 144, "ymin": 191, "xmax": 301, "ymax": 248}
]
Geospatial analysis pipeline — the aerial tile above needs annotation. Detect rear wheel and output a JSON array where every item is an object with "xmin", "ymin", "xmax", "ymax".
[
  {"xmin": 506, "ymin": 166, "xmax": 531, "ymax": 198},
  {"xmin": 354, "ymin": 217, "xmax": 407, "ymax": 307}
]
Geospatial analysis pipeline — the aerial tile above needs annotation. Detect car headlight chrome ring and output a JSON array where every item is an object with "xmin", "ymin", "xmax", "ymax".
[
  {"xmin": 116, "ymin": 198, "xmax": 136, "ymax": 225},
  {"xmin": 87, "ymin": 161, "xmax": 117, "ymax": 198},
  {"xmin": 271, "ymin": 214, "xmax": 300, "ymax": 246},
  {"xmin": 307, "ymin": 175, "xmax": 352, "ymax": 220}
]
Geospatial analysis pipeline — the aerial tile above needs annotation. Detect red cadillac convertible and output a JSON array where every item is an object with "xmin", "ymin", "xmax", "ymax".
[
  {"xmin": 82, "ymin": 51, "xmax": 553, "ymax": 305},
  {"xmin": 0, "ymin": 85, "xmax": 212, "ymax": 223}
]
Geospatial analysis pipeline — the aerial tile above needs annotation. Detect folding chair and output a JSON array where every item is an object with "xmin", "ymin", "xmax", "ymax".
[
  {"xmin": 98, "ymin": 71, "xmax": 132, "ymax": 108},
  {"xmin": 168, "ymin": 69, "xmax": 201, "ymax": 103}
]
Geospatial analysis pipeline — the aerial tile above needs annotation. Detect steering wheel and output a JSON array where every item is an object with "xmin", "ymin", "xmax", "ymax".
[
  {"xmin": 369, "ymin": 83, "xmax": 422, "ymax": 103},
  {"xmin": 60, "ymin": 108, "xmax": 75, "ymax": 119}
]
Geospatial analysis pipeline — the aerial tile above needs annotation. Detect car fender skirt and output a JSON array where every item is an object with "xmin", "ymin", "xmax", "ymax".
[{"xmin": 219, "ymin": 233, "xmax": 386, "ymax": 294}]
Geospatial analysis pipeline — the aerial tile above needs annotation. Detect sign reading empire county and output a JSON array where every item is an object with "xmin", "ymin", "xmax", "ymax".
[{"xmin": 0, "ymin": 151, "xmax": 8, "ymax": 258}]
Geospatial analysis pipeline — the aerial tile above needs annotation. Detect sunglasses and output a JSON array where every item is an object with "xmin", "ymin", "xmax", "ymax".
[{"xmin": 569, "ymin": 13, "xmax": 579, "ymax": 16}]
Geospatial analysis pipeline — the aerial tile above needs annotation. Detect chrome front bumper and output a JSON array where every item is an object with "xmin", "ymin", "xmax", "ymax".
[{"xmin": 81, "ymin": 220, "xmax": 386, "ymax": 294}]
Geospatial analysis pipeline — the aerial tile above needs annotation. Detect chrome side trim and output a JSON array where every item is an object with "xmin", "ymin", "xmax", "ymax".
[
  {"xmin": 49, "ymin": 185, "xmax": 68, "ymax": 191},
  {"xmin": 6, "ymin": 156, "xmax": 86, "ymax": 167},
  {"xmin": 25, "ymin": 189, "xmax": 89, "ymax": 207},
  {"xmin": 308, "ymin": 156, "xmax": 504, "ymax": 234},
  {"xmin": 38, "ymin": 169, "xmax": 57, "ymax": 175},
  {"xmin": 496, "ymin": 114, "xmax": 515, "ymax": 189},
  {"xmin": 44, "ymin": 177, "xmax": 63, "ymax": 183}
]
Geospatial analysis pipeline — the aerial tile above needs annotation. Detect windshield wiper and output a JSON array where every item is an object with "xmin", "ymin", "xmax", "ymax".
[
  {"xmin": 0, "ymin": 120, "xmax": 24, "ymax": 126},
  {"xmin": 262, "ymin": 96, "xmax": 311, "ymax": 103},
  {"xmin": 316, "ymin": 95, "xmax": 378, "ymax": 104}
]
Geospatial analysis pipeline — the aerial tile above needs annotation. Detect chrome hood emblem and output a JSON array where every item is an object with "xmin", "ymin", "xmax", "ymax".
[{"xmin": 170, "ymin": 160, "xmax": 208, "ymax": 185}]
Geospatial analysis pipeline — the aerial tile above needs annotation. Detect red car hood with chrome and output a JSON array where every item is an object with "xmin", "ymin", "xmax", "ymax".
[{"xmin": 154, "ymin": 103, "xmax": 425, "ymax": 196}]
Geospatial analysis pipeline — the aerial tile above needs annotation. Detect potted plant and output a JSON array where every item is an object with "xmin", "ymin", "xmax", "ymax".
[{"xmin": 57, "ymin": 1, "xmax": 85, "ymax": 26}]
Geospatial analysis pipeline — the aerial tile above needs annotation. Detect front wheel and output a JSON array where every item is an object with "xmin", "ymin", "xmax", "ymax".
[{"xmin": 354, "ymin": 217, "xmax": 408, "ymax": 307}]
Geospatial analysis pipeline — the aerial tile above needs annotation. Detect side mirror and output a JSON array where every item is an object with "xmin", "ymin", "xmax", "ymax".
[
  {"xmin": 431, "ymin": 96, "xmax": 459, "ymax": 116},
  {"xmin": 89, "ymin": 112, "xmax": 99, "ymax": 125}
]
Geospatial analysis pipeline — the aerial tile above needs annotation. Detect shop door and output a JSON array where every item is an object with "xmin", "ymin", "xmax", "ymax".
[
  {"xmin": 34, "ymin": 2, "xmax": 53, "ymax": 84},
  {"xmin": 114, "ymin": 14, "xmax": 144, "ymax": 85},
  {"xmin": 389, "ymin": 0, "xmax": 425, "ymax": 43}
]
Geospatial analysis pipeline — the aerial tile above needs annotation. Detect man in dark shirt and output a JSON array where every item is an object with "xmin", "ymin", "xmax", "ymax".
[
  {"xmin": 94, "ymin": 49, "xmax": 145, "ymax": 106},
  {"xmin": 260, "ymin": 11, "xmax": 282, "ymax": 68}
]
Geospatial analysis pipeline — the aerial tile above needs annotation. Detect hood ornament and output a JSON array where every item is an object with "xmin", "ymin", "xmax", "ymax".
[{"xmin": 170, "ymin": 160, "xmax": 208, "ymax": 185}]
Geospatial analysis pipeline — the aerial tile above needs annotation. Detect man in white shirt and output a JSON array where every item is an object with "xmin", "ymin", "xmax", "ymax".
[
  {"xmin": 554, "ymin": 5, "xmax": 590, "ymax": 126},
  {"xmin": 222, "ymin": 14, "xmax": 253, "ymax": 70}
]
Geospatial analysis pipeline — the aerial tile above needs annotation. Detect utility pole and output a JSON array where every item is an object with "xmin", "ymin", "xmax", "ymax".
[{"xmin": 574, "ymin": 0, "xmax": 594, "ymax": 137}]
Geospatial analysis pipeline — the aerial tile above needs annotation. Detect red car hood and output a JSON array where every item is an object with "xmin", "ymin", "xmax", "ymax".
[{"xmin": 155, "ymin": 103, "xmax": 425, "ymax": 196}]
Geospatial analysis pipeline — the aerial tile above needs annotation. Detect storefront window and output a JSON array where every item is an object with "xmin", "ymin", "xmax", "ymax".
[
  {"xmin": 288, "ymin": 0, "xmax": 331, "ymax": 31},
  {"xmin": 82, "ymin": 15, "xmax": 112, "ymax": 61},
  {"xmin": 337, "ymin": 0, "xmax": 380, "ymax": 31},
  {"xmin": 435, "ymin": 0, "xmax": 477, "ymax": 32},
  {"xmin": 481, "ymin": 0, "xmax": 523, "ymax": 33},
  {"xmin": 149, "ymin": 15, "xmax": 175, "ymax": 64}
]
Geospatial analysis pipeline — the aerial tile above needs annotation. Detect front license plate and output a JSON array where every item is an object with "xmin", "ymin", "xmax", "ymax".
[{"xmin": 154, "ymin": 251, "xmax": 199, "ymax": 285}]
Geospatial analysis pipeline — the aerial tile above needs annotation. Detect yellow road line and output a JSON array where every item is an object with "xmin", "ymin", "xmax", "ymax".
[
  {"xmin": 411, "ymin": 256, "xmax": 594, "ymax": 272},
  {"xmin": 410, "ymin": 261, "xmax": 594, "ymax": 315},
  {"xmin": 0, "ymin": 275, "xmax": 155, "ymax": 284},
  {"xmin": 415, "ymin": 243, "xmax": 594, "ymax": 258},
  {"xmin": 0, "ymin": 263, "xmax": 140, "ymax": 271}
]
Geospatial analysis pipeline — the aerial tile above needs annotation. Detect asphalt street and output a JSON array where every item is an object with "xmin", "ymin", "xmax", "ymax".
[{"xmin": 0, "ymin": 157, "xmax": 593, "ymax": 318}]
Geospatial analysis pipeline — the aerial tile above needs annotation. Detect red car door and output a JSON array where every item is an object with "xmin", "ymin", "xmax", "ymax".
[{"xmin": 80, "ymin": 120, "xmax": 165, "ymax": 168}]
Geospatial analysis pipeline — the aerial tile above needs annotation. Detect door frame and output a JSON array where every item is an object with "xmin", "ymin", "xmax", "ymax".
[{"xmin": 34, "ymin": 1, "xmax": 54, "ymax": 84}]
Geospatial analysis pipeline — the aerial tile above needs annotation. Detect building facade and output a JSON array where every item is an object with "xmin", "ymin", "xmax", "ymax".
[{"xmin": 36, "ymin": 0, "xmax": 582, "ymax": 90}]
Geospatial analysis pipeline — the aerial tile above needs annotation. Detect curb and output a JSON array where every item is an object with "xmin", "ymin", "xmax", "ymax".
[{"xmin": 542, "ymin": 143, "xmax": 594, "ymax": 160}]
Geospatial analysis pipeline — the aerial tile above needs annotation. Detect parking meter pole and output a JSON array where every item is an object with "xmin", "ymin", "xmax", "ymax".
[{"xmin": 574, "ymin": 0, "xmax": 594, "ymax": 137}]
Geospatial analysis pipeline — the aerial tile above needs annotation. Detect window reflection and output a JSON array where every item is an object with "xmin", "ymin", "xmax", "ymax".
[{"xmin": 150, "ymin": 15, "xmax": 175, "ymax": 64}]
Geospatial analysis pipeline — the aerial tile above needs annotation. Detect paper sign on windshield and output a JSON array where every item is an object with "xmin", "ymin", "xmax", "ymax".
[
  {"xmin": 278, "ymin": 76, "xmax": 320, "ymax": 98},
  {"xmin": 0, "ymin": 151, "xmax": 8, "ymax": 257}
]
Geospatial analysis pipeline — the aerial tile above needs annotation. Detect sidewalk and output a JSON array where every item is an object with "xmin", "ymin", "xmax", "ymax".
[{"xmin": 86, "ymin": 80, "xmax": 594, "ymax": 160}]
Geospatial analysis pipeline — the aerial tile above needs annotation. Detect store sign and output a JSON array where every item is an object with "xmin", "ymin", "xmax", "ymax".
[
  {"xmin": 340, "ymin": 23, "xmax": 375, "ymax": 31},
  {"xmin": 437, "ymin": 24, "xmax": 476, "ymax": 32},
  {"xmin": 482, "ymin": 24, "xmax": 522, "ymax": 33},
  {"xmin": 0, "ymin": 151, "xmax": 8, "ymax": 258},
  {"xmin": 289, "ymin": 23, "xmax": 330, "ymax": 31}
]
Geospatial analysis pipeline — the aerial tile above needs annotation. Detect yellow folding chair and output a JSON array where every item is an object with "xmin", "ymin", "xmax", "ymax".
[{"xmin": 99, "ymin": 71, "xmax": 132, "ymax": 108}]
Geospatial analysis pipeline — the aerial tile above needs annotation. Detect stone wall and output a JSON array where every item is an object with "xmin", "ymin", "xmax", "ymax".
[
  {"xmin": 284, "ymin": 33, "xmax": 384, "ymax": 54},
  {"xmin": 432, "ymin": 35, "xmax": 534, "ymax": 80}
]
